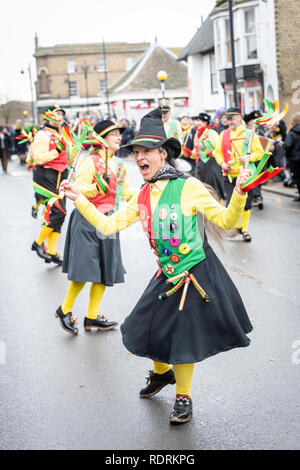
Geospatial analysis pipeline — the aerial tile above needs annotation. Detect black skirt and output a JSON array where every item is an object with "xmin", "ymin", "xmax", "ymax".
[
  {"xmin": 196, "ymin": 158, "xmax": 226, "ymax": 200},
  {"xmin": 121, "ymin": 243, "xmax": 252, "ymax": 365},
  {"xmin": 62, "ymin": 208, "xmax": 126, "ymax": 285}
]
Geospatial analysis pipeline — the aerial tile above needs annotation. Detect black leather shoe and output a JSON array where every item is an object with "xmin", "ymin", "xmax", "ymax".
[
  {"xmin": 170, "ymin": 394, "xmax": 193, "ymax": 424},
  {"xmin": 242, "ymin": 231, "xmax": 252, "ymax": 242},
  {"xmin": 55, "ymin": 306, "xmax": 79, "ymax": 335},
  {"xmin": 139, "ymin": 369, "xmax": 176, "ymax": 398},
  {"xmin": 84, "ymin": 315, "xmax": 118, "ymax": 331},
  {"xmin": 48, "ymin": 253, "xmax": 63, "ymax": 266},
  {"xmin": 31, "ymin": 241, "xmax": 52, "ymax": 262}
]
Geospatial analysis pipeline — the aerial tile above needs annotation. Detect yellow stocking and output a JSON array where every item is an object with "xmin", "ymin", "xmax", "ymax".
[
  {"xmin": 33, "ymin": 199, "xmax": 43, "ymax": 210},
  {"xmin": 35, "ymin": 225, "xmax": 53, "ymax": 246},
  {"xmin": 173, "ymin": 363, "xmax": 194, "ymax": 397},
  {"xmin": 241, "ymin": 210, "xmax": 251, "ymax": 233},
  {"xmin": 61, "ymin": 281, "xmax": 86, "ymax": 315},
  {"xmin": 86, "ymin": 283, "xmax": 106, "ymax": 320},
  {"xmin": 152, "ymin": 361, "xmax": 171, "ymax": 375},
  {"xmin": 47, "ymin": 231, "xmax": 60, "ymax": 255}
]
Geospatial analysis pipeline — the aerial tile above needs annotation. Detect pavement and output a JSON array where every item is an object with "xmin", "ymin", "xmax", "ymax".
[{"xmin": 261, "ymin": 180, "xmax": 299, "ymax": 199}]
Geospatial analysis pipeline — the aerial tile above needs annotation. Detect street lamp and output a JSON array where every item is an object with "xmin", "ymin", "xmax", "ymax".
[{"xmin": 157, "ymin": 70, "xmax": 168, "ymax": 105}]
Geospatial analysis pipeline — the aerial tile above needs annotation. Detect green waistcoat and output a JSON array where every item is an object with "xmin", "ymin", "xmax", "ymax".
[{"xmin": 151, "ymin": 178, "xmax": 206, "ymax": 280}]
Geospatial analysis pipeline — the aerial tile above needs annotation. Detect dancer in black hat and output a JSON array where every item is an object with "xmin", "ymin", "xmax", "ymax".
[
  {"xmin": 192, "ymin": 112, "xmax": 225, "ymax": 201},
  {"xmin": 215, "ymin": 107, "xmax": 265, "ymax": 241},
  {"xmin": 60, "ymin": 107, "xmax": 253, "ymax": 424},
  {"xmin": 55, "ymin": 120, "xmax": 136, "ymax": 335},
  {"xmin": 30, "ymin": 107, "xmax": 71, "ymax": 265}
]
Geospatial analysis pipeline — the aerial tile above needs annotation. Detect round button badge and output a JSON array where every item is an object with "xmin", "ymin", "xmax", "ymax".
[
  {"xmin": 161, "ymin": 247, "xmax": 171, "ymax": 256},
  {"xmin": 159, "ymin": 208, "xmax": 168, "ymax": 220},
  {"xmin": 170, "ymin": 213, "xmax": 178, "ymax": 221},
  {"xmin": 170, "ymin": 254, "xmax": 180, "ymax": 263},
  {"xmin": 179, "ymin": 243, "xmax": 191, "ymax": 255},
  {"xmin": 169, "ymin": 236, "xmax": 180, "ymax": 247},
  {"xmin": 169, "ymin": 222, "xmax": 179, "ymax": 233},
  {"xmin": 165, "ymin": 264, "xmax": 174, "ymax": 274}
]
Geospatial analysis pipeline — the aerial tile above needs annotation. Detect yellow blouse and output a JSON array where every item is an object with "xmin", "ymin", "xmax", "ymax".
[
  {"xmin": 215, "ymin": 125, "xmax": 264, "ymax": 176},
  {"xmin": 74, "ymin": 176, "xmax": 247, "ymax": 236},
  {"xmin": 75, "ymin": 150, "xmax": 136, "ymax": 202},
  {"xmin": 31, "ymin": 128, "xmax": 77, "ymax": 167}
]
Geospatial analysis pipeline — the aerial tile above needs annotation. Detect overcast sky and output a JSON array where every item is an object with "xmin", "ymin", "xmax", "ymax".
[{"xmin": 0, "ymin": 0, "xmax": 216, "ymax": 103}]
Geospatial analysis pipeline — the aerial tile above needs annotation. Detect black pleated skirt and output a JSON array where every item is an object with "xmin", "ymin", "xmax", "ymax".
[
  {"xmin": 62, "ymin": 208, "xmax": 126, "ymax": 285},
  {"xmin": 121, "ymin": 243, "xmax": 252, "ymax": 364}
]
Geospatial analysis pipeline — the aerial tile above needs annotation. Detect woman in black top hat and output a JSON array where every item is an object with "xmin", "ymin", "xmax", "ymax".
[
  {"xmin": 60, "ymin": 107, "xmax": 252, "ymax": 425},
  {"xmin": 55, "ymin": 120, "xmax": 136, "ymax": 335}
]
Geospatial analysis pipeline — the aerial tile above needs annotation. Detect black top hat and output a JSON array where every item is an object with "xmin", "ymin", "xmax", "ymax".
[
  {"xmin": 243, "ymin": 110, "xmax": 262, "ymax": 124},
  {"xmin": 93, "ymin": 120, "xmax": 125, "ymax": 138},
  {"xmin": 122, "ymin": 107, "xmax": 181, "ymax": 158},
  {"xmin": 192, "ymin": 112, "xmax": 211, "ymax": 123},
  {"xmin": 225, "ymin": 107, "xmax": 242, "ymax": 118}
]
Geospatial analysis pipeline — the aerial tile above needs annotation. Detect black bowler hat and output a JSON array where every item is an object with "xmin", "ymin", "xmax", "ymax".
[
  {"xmin": 122, "ymin": 107, "xmax": 181, "ymax": 158},
  {"xmin": 93, "ymin": 120, "xmax": 125, "ymax": 138},
  {"xmin": 225, "ymin": 107, "xmax": 242, "ymax": 118},
  {"xmin": 45, "ymin": 105, "xmax": 66, "ymax": 116},
  {"xmin": 192, "ymin": 112, "xmax": 211, "ymax": 123},
  {"xmin": 161, "ymin": 105, "xmax": 171, "ymax": 114},
  {"xmin": 243, "ymin": 110, "xmax": 262, "ymax": 124}
]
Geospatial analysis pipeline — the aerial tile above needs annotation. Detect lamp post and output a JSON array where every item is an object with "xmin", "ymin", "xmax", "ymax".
[
  {"xmin": 20, "ymin": 63, "xmax": 36, "ymax": 123},
  {"xmin": 157, "ymin": 70, "xmax": 168, "ymax": 105},
  {"xmin": 82, "ymin": 60, "xmax": 89, "ymax": 114}
]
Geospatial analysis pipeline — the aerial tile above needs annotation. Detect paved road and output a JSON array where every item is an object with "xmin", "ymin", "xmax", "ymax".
[{"xmin": 0, "ymin": 157, "xmax": 299, "ymax": 450}]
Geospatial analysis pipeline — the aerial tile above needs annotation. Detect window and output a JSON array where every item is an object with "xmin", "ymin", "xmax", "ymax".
[
  {"xmin": 126, "ymin": 56, "xmax": 135, "ymax": 71},
  {"xmin": 68, "ymin": 81, "xmax": 78, "ymax": 97},
  {"xmin": 215, "ymin": 20, "xmax": 222, "ymax": 67},
  {"xmin": 244, "ymin": 8, "xmax": 257, "ymax": 59},
  {"xmin": 210, "ymin": 54, "xmax": 218, "ymax": 94},
  {"xmin": 225, "ymin": 16, "xmax": 240, "ymax": 65},
  {"xmin": 39, "ymin": 70, "xmax": 49, "ymax": 94},
  {"xmin": 67, "ymin": 59, "xmax": 77, "ymax": 74},
  {"xmin": 99, "ymin": 80, "xmax": 107, "ymax": 92},
  {"xmin": 97, "ymin": 57, "xmax": 107, "ymax": 72}
]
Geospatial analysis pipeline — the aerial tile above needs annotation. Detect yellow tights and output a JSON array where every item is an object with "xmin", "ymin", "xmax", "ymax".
[
  {"xmin": 153, "ymin": 361, "xmax": 194, "ymax": 397},
  {"xmin": 61, "ymin": 281, "xmax": 106, "ymax": 319},
  {"xmin": 236, "ymin": 209, "xmax": 251, "ymax": 233},
  {"xmin": 35, "ymin": 226, "xmax": 61, "ymax": 255}
]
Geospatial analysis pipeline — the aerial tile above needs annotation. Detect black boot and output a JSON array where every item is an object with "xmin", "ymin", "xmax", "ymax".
[
  {"xmin": 48, "ymin": 252, "xmax": 63, "ymax": 266},
  {"xmin": 55, "ymin": 306, "xmax": 79, "ymax": 335},
  {"xmin": 31, "ymin": 241, "xmax": 52, "ymax": 263},
  {"xmin": 31, "ymin": 206, "xmax": 38, "ymax": 219},
  {"xmin": 139, "ymin": 369, "xmax": 176, "ymax": 398},
  {"xmin": 84, "ymin": 315, "xmax": 118, "ymax": 331},
  {"xmin": 170, "ymin": 394, "xmax": 193, "ymax": 424}
]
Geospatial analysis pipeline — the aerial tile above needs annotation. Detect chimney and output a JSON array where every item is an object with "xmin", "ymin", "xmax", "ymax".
[{"xmin": 34, "ymin": 33, "xmax": 39, "ymax": 50}]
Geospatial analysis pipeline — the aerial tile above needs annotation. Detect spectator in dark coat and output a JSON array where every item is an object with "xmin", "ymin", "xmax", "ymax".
[
  {"xmin": 116, "ymin": 118, "xmax": 135, "ymax": 158},
  {"xmin": 284, "ymin": 113, "xmax": 300, "ymax": 201}
]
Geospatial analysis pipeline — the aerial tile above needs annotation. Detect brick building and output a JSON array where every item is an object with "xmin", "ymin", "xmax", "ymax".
[
  {"xmin": 178, "ymin": 0, "xmax": 300, "ymax": 125},
  {"xmin": 34, "ymin": 34, "xmax": 150, "ymax": 119},
  {"xmin": 274, "ymin": 0, "xmax": 300, "ymax": 124}
]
